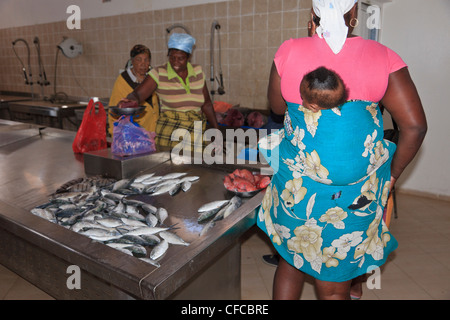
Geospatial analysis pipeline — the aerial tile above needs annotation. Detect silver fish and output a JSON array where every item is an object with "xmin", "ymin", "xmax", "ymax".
[
  {"xmin": 145, "ymin": 213, "xmax": 158, "ymax": 227},
  {"xmin": 60, "ymin": 208, "xmax": 89, "ymax": 226},
  {"xmin": 112, "ymin": 179, "xmax": 131, "ymax": 191},
  {"xmin": 198, "ymin": 200, "xmax": 229, "ymax": 213},
  {"xmin": 144, "ymin": 184, "xmax": 159, "ymax": 194},
  {"xmin": 106, "ymin": 243, "xmax": 134, "ymax": 256},
  {"xmin": 214, "ymin": 196, "xmax": 242, "ymax": 221},
  {"xmin": 79, "ymin": 227, "xmax": 120, "ymax": 237},
  {"xmin": 31, "ymin": 208, "xmax": 56, "ymax": 222},
  {"xmin": 155, "ymin": 178, "xmax": 181, "ymax": 188},
  {"xmin": 141, "ymin": 203, "xmax": 157, "ymax": 215},
  {"xmin": 116, "ymin": 225, "xmax": 139, "ymax": 234},
  {"xmin": 129, "ymin": 182, "xmax": 146, "ymax": 193},
  {"xmin": 133, "ymin": 173, "xmax": 155, "ymax": 183},
  {"xmin": 124, "ymin": 210, "xmax": 146, "ymax": 222},
  {"xmin": 79, "ymin": 228, "xmax": 121, "ymax": 241},
  {"xmin": 180, "ymin": 176, "xmax": 200, "ymax": 182},
  {"xmin": 198, "ymin": 209, "xmax": 220, "ymax": 223},
  {"xmin": 156, "ymin": 208, "xmax": 168, "ymax": 224},
  {"xmin": 125, "ymin": 204, "xmax": 140, "ymax": 214},
  {"xmin": 58, "ymin": 204, "xmax": 77, "ymax": 210},
  {"xmin": 199, "ymin": 219, "xmax": 215, "ymax": 237},
  {"xmin": 159, "ymin": 231, "xmax": 189, "ymax": 246},
  {"xmin": 181, "ymin": 181, "xmax": 192, "ymax": 192},
  {"xmin": 168, "ymin": 183, "xmax": 181, "ymax": 196},
  {"xmin": 140, "ymin": 234, "xmax": 161, "ymax": 246},
  {"xmin": 112, "ymin": 201, "xmax": 125, "ymax": 214},
  {"xmin": 104, "ymin": 192, "xmax": 126, "ymax": 202},
  {"xmin": 102, "ymin": 197, "xmax": 117, "ymax": 206},
  {"xmin": 223, "ymin": 196, "xmax": 242, "ymax": 219},
  {"xmin": 82, "ymin": 212, "xmax": 103, "ymax": 222},
  {"xmin": 151, "ymin": 183, "xmax": 177, "ymax": 196},
  {"xmin": 161, "ymin": 172, "xmax": 187, "ymax": 180},
  {"xmin": 212, "ymin": 205, "xmax": 228, "ymax": 222},
  {"xmin": 95, "ymin": 217, "xmax": 124, "ymax": 228},
  {"xmin": 124, "ymin": 226, "xmax": 170, "ymax": 236},
  {"xmin": 115, "ymin": 188, "xmax": 135, "ymax": 195},
  {"xmin": 71, "ymin": 220, "xmax": 102, "ymax": 233},
  {"xmin": 139, "ymin": 257, "xmax": 161, "ymax": 268},
  {"xmin": 121, "ymin": 217, "xmax": 147, "ymax": 227},
  {"xmin": 150, "ymin": 239, "xmax": 169, "ymax": 260},
  {"xmin": 116, "ymin": 235, "xmax": 149, "ymax": 246},
  {"xmin": 124, "ymin": 244, "xmax": 147, "ymax": 257},
  {"xmin": 122, "ymin": 198, "xmax": 146, "ymax": 206},
  {"xmin": 106, "ymin": 242, "xmax": 133, "ymax": 250},
  {"xmin": 55, "ymin": 206, "xmax": 84, "ymax": 219},
  {"xmin": 140, "ymin": 176, "xmax": 163, "ymax": 185},
  {"xmin": 51, "ymin": 191, "xmax": 85, "ymax": 203}
]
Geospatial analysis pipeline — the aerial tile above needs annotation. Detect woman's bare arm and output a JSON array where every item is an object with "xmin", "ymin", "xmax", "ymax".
[
  {"xmin": 267, "ymin": 62, "xmax": 287, "ymax": 116},
  {"xmin": 381, "ymin": 67, "xmax": 427, "ymax": 187},
  {"xmin": 120, "ymin": 75, "xmax": 157, "ymax": 105}
]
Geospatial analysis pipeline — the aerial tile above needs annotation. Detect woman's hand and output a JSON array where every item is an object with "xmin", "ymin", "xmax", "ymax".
[
  {"xmin": 389, "ymin": 176, "xmax": 397, "ymax": 192},
  {"xmin": 120, "ymin": 75, "xmax": 157, "ymax": 107},
  {"xmin": 117, "ymin": 99, "xmax": 138, "ymax": 108}
]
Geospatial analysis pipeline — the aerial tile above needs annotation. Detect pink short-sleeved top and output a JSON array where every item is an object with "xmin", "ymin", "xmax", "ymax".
[{"xmin": 274, "ymin": 35, "xmax": 407, "ymax": 104}]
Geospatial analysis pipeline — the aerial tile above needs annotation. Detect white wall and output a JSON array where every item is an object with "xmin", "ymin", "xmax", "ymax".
[
  {"xmin": 380, "ymin": 0, "xmax": 450, "ymax": 197},
  {"xmin": 0, "ymin": 0, "xmax": 225, "ymax": 29}
]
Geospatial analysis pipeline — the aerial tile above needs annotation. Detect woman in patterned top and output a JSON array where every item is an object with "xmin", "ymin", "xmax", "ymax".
[
  {"xmin": 257, "ymin": 0, "xmax": 427, "ymax": 300},
  {"xmin": 108, "ymin": 44, "xmax": 159, "ymax": 136}
]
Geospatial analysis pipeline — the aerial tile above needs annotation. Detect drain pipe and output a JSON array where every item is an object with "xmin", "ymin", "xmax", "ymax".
[
  {"xmin": 12, "ymin": 38, "xmax": 34, "ymax": 99},
  {"xmin": 210, "ymin": 20, "xmax": 225, "ymax": 103}
]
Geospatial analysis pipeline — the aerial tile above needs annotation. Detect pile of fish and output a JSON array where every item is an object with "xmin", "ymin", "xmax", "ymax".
[
  {"xmin": 30, "ymin": 173, "xmax": 199, "ymax": 268},
  {"xmin": 197, "ymin": 196, "xmax": 242, "ymax": 236}
]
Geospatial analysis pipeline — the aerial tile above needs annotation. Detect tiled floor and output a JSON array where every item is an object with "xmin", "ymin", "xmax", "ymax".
[
  {"xmin": 1, "ymin": 193, "xmax": 449, "ymax": 300},
  {"xmin": 241, "ymin": 193, "xmax": 450, "ymax": 300}
]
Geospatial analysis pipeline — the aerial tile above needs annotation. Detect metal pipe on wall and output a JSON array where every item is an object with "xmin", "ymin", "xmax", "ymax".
[{"xmin": 210, "ymin": 20, "xmax": 225, "ymax": 103}]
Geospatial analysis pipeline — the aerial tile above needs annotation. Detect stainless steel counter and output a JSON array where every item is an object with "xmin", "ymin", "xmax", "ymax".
[
  {"xmin": 7, "ymin": 99, "xmax": 86, "ymax": 129},
  {"xmin": 0, "ymin": 94, "xmax": 32, "ymax": 120},
  {"xmin": 0, "ymin": 119, "xmax": 264, "ymax": 299},
  {"xmin": 0, "ymin": 94, "xmax": 32, "ymax": 104}
]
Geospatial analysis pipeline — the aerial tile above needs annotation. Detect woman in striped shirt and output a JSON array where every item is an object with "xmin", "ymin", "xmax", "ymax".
[{"xmin": 121, "ymin": 33, "xmax": 220, "ymax": 152}]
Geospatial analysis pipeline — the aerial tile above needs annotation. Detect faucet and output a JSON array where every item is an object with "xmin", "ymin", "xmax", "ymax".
[
  {"xmin": 210, "ymin": 20, "xmax": 225, "ymax": 102},
  {"xmin": 12, "ymin": 38, "xmax": 33, "ymax": 86},
  {"xmin": 33, "ymin": 37, "xmax": 50, "ymax": 87}
]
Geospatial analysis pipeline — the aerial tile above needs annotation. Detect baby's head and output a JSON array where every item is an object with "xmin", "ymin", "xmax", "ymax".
[{"xmin": 300, "ymin": 67, "xmax": 348, "ymax": 112}]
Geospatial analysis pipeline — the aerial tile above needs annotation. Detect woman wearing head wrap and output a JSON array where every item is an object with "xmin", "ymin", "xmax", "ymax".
[
  {"xmin": 120, "ymin": 33, "xmax": 219, "ymax": 152},
  {"xmin": 258, "ymin": 0, "xmax": 427, "ymax": 299},
  {"xmin": 108, "ymin": 44, "xmax": 159, "ymax": 136}
]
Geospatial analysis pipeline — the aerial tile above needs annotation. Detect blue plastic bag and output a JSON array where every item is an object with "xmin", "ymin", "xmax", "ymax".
[{"xmin": 111, "ymin": 115, "xmax": 156, "ymax": 156}]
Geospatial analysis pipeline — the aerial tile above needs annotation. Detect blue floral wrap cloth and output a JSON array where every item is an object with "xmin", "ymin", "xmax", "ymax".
[{"xmin": 257, "ymin": 100, "xmax": 398, "ymax": 282}]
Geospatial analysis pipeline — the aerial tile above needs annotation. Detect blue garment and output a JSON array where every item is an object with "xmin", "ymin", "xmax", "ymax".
[
  {"xmin": 168, "ymin": 33, "xmax": 196, "ymax": 54},
  {"xmin": 257, "ymin": 100, "xmax": 398, "ymax": 282}
]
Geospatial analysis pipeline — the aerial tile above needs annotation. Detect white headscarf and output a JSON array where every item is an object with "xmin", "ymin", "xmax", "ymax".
[{"xmin": 313, "ymin": 0, "xmax": 357, "ymax": 54}]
